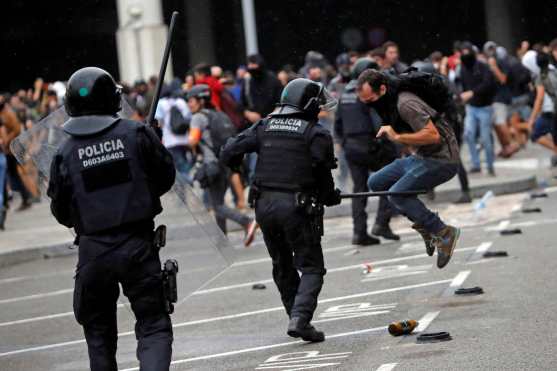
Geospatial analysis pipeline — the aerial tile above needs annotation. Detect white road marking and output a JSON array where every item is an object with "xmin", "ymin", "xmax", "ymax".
[
  {"xmin": 120, "ymin": 326, "xmax": 387, "ymax": 371},
  {"xmin": 361, "ymin": 271, "xmax": 428, "ymax": 283},
  {"xmin": 256, "ymin": 351, "xmax": 352, "ymax": 369},
  {"xmin": 0, "ymin": 279, "xmax": 451, "ymax": 357},
  {"xmin": 231, "ymin": 244, "xmax": 356, "ymax": 267},
  {"xmin": 0, "ymin": 288, "xmax": 73, "ymax": 305},
  {"xmin": 442, "ymin": 270, "xmax": 471, "ymax": 297},
  {"xmin": 313, "ymin": 311, "xmax": 391, "ymax": 324},
  {"xmin": 450, "ymin": 270, "xmax": 471, "ymax": 288},
  {"xmin": 414, "ymin": 311, "xmax": 440, "ymax": 333},
  {"xmin": 376, "ymin": 363, "xmax": 398, "ymax": 371},
  {"xmin": 194, "ymin": 245, "xmax": 480, "ymax": 295},
  {"xmin": 466, "ymin": 242, "xmax": 493, "ymax": 263},
  {"xmin": 484, "ymin": 220, "xmax": 510, "ymax": 232}
]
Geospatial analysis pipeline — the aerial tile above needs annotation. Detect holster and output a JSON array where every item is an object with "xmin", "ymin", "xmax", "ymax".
[
  {"xmin": 162, "ymin": 259, "xmax": 178, "ymax": 314},
  {"xmin": 153, "ymin": 225, "xmax": 167, "ymax": 251},
  {"xmin": 295, "ymin": 192, "xmax": 325, "ymax": 237},
  {"xmin": 248, "ymin": 183, "xmax": 261, "ymax": 208}
]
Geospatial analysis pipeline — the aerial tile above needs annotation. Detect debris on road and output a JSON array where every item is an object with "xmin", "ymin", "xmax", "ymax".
[
  {"xmin": 388, "ymin": 320, "xmax": 418, "ymax": 336},
  {"xmin": 417, "ymin": 332, "xmax": 452, "ymax": 343},
  {"xmin": 500, "ymin": 228, "xmax": 522, "ymax": 235},
  {"xmin": 455, "ymin": 286, "xmax": 484, "ymax": 295},
  {"xmin": 483, "ymin": 251, "xmax": 509, "ymax": 258}
]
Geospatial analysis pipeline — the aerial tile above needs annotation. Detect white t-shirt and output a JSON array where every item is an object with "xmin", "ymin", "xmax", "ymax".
[{"xmin": 155, "ymin": 97, "xmax": 192, "ymax": 148}]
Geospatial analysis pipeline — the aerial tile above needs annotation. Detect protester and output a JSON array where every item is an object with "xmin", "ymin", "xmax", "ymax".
[
  {"xmin": 358, "ymin": 69, "xmax": 461, "ymax": 269},
  {"xmin": 382, "ymin": 41, "xmax": 408, "ymax": 74},
  {"xmin": 459, "ymin": 41, "xmax": 497, "ymax": 175}
]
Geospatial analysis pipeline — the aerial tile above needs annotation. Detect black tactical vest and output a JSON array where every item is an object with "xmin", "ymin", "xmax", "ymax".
[
  {"xmin": 254, "ymin": 116, "xmax": 315, "ymax": 191},
  {"xmin": 339, "ymin": 82, "xmax": 376, "ymax": 137},
  {"xmin": 60, "ymin": 119, "xmax": 157, "ymax": 235}
]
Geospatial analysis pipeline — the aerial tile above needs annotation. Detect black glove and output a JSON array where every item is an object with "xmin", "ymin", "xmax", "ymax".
[{"xmin": 324, "ymin": 188, "xmax": 342, "ymax": 206}]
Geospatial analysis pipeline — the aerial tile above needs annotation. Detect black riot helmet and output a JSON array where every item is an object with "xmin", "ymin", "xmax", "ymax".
[
  {"xmin": 272, "ymin": 78, "xmax": 337, "ymax": 118},
  {"xmin": 64, "ymin": 67, "xmax": 121, "ymax": 117},
  {"xmin": 351, "ymin": 58, "xmax": 379, "ymax": 80}
]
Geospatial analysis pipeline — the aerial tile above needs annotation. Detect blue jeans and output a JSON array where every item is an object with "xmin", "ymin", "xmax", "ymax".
[
  {"xmin": 0, "ymin": 153, "xmax": 6, "ymax": 207},
  {"xmin": 167, "ymin": 146, "xmax": 194, "ymax": 185},
  {"xmin": 368, "ymin": 156, "xmax": 458, "ymax": 234},
  {"xmin": 464, "ymin": 105, "xmax": 494, "ymax": 170}
]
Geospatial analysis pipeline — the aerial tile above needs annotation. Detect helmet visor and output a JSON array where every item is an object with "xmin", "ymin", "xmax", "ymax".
[{"xmin": 318, "ymin": 85, "xmax": 338, "ymax": 112}]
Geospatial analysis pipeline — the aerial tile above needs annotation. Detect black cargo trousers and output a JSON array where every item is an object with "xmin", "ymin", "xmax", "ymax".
[
  {"xmin": 255, "ymin": 191, "xmax": 326, "ymax": 323},
  {"xmin": 74, "ymin": 228, "xmax": 173, "ymax": 371}
]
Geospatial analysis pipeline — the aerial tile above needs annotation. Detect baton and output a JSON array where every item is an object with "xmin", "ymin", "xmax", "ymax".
[
  {"xmin": 146, "ymin": 11, "xmax": 179, "ymax": 128},
  {"xmin": 340, "ymin": 190, "xmax": 428, "ymax": 199}
]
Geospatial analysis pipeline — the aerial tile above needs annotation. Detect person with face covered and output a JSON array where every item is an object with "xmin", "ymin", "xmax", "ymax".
[
  {"xmin": 459, "ymin": 41, "xmax": 497, "ymax": 175},
  {"xmin": 357, "ymin": 69, "xmax": 461, "ymax": 269},
  {"xmin": 241, "ymin": 54, "xmax": 283, "ymax": 125}
]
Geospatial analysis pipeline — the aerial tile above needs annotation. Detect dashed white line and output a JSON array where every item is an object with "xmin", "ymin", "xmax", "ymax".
[
  {"xmin": 376, "ymin": 363, "xmax": 398, "ymax": 371},
  {"xmin": 0, "ymin": 288, "xmax": 73, "ymax": 305},
  {"xmin": 0, "ymin": 278, "xmax": 451, "ymax": 357},
  {"xmin": 194, "ymin": 245, "xmax": 480, "ymax": 295},
  {"xmin": 120, "ymin": 326, "xmax": 388, "ymax": 371},
  {"xmin": 414, "ymin": 311, "xmax": 440, "ymax": 333},
  {"xmin": 442, "ymin": 270, "xmax": 471, "ymax": 297}
]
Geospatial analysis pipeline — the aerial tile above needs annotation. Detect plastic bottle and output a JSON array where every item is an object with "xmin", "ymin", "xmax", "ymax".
[
  {"xmin": 388, "ymin": 320, "xmax": 419, "ymax": 336},
  {"xmin": 474, "ymin": 190, "xmax": 494, "ymax": 212}
]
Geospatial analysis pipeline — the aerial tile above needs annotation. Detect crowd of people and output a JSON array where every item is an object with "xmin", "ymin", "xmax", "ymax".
[{"xmin": 2, "ymin": 38, "xmax": 557, "ymax": 235}]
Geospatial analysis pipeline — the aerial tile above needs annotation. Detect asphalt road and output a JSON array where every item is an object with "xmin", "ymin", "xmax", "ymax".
[{"xmin": 1, "ymin": 189, "xmax": 556, "ymax": 371}]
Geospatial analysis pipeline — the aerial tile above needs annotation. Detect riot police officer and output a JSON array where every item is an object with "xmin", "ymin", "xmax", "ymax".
[
  {"xmin": 47, "ymin": 67, "xmax": 175, "ymax": 371},
  {"xmin": 221, "ymin": 78, "xmax": 341, "ymax": 342},
  {"xmin": 335, "ymin": 58, "xmax": 399, "ymax": 245}
]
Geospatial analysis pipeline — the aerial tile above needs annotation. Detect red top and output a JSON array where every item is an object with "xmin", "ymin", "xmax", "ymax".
[{"xmin": 195, "ymin": 76, "xmax": 223, "ymax": 110}]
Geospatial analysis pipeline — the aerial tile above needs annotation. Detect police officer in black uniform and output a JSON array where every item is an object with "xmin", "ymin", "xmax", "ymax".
[
  {"xmin": 221, "ymin": 78, "xmax": 341, "ymax": 342},
  {"xmin": 335, "ymin": 58, "xmax": 399, "ymax": 246},
  {"xmin": 47, "ymin": 67, "xmax": 175, "ymax": 371}
]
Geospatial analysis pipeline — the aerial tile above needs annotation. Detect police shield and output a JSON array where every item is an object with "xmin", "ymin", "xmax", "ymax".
[{"xmin": 9, "ymin": 99, "xmax": 235, "ymax": 307}]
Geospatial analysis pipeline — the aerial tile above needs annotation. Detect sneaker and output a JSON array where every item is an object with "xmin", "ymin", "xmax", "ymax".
[
  {"xmin": 454, "ymin": 191, "xmax": 472, "ymax": 204},
  {"xmin": 243, "ymin": 220, "xmax": 259, "ymax": 247},
  {"xmin": 412, "ymin": 224, "xmax": 435, "ymax": 256},
  {"xmin": 488, "ymin": 168, "xmax": 496, "ymax": 177},
  {"xmin": 352, "ymin": 234, "xmax": 380, "ymax": 246},
  {"xmin": 287, "ymin": 317, "xmax": 325, "ymax": 342},
  {"xmin": 433, "ymin": 225, "xmax": 461, "ymax": 269},
  {"xmin": 371, "ymin": 224, "xmax": 400, "ymax": 241},
  {"xmin": 469, "ymin": 167, "xmax": 481, "ymax": 174}
]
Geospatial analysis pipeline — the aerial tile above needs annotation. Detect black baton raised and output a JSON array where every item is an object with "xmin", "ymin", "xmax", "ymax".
[
  {"xmin": 146, "ymin": 11, "xmax": 180, "ymax": 129},
  {"xmin": 340, "ymin": 190, "xmax": 428, "ymax": 199}
]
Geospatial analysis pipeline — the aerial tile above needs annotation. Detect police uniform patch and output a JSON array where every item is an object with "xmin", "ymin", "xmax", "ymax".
[{"xmin": 265, "ymin": 118, "xmax": 308, "ymax": 134}]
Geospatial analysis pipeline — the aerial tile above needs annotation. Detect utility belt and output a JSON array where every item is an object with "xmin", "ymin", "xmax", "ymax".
[{"xmin": 249, "ymin": 183, "xmax": 324, "ymax": 237}]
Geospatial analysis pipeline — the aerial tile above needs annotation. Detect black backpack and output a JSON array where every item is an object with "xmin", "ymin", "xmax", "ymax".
[
  {"xmin": 397, "ymin": 68, "xmax": 463, "ymax": 136},
  {"xmin": 202, "ymin": 110, "xmax": 237, "ymax": 157},
  {"xmin": 169, "ymin": 105, "xmax": 190, "ymax": 135}
]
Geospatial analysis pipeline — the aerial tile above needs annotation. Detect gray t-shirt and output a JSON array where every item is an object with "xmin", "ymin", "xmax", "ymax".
[
  {"xmin": 190, "ymin": 109, "xmax": 217, "ymax": 163},
  {"xmin": 397, "ymin": 92, "xmax": 460, "ymax": 163}
]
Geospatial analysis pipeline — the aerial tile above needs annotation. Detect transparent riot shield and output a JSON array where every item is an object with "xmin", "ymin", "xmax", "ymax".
[{"xmin": 10, "ymin": 99, "xmax": 235, "ymax": 306}]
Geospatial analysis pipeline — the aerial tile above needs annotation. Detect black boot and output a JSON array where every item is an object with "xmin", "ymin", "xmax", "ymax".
[
  {"xmin": 352, "ymin": 234, "xmax": 380, "ymax": 246},
  {"xmin": 287, "ymin": 317, "xmax": 325, "ymax": 342},
  {"xmin": 372, "ymin": 224, "xmax": 400, "ymax": 241},
  {"xmin": 0, "ymin": 207, "xmax": 6, "ymax": 230}
]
